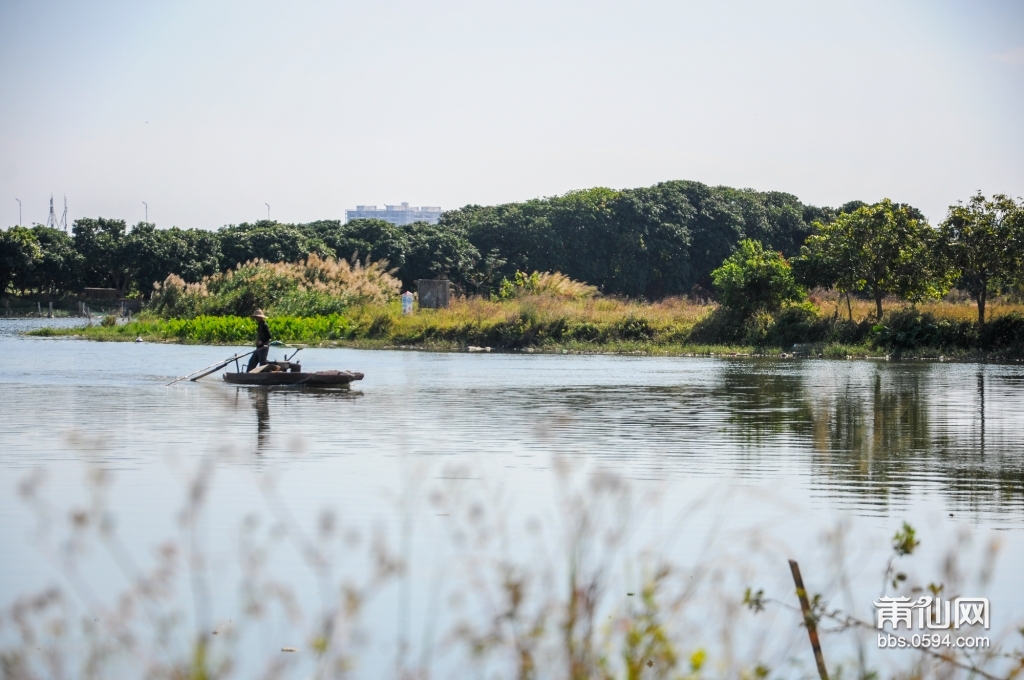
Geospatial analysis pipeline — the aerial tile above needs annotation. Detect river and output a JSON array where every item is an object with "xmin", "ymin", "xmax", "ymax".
[{"xmin": 1, "ymin": 318, "xmax": 1022, "ymax": 678}]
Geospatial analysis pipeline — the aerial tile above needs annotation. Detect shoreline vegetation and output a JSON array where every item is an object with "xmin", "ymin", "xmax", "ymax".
[
  {"xmin": 28, "ymin": 293, "xmax": 1024, "ymax": 361},
  {"xmin": 6, "ymin": 181, "xmax": 1024, "ymax": 360}
]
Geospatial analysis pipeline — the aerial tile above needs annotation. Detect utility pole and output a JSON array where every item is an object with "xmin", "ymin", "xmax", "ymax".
[
  {"xmin": 265, "ymin": 203, "xmax": 270, "ymax": 221},
  {"xmin": 143, "ymin": 201, "xmax": 148, "ymax": 222},
  {"xmin": 15, "ymin": 198, "xmax": 20, "ymax": 226}
]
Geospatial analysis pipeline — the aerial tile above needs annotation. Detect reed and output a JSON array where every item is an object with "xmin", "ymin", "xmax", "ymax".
[
  {"xmin": 4, "ymin": 449, "xmax": 1021, "ymax": 680},
  {"xmin": 27, "ymin": 294, "xmax": 1024, "ymax": 359}
]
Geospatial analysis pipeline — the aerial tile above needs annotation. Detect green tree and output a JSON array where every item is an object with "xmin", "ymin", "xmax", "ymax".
[
  {"xmin": 123, "ymin": 223, "xmax": 222, "ymax": 297},
  {"xmin": 402, "ymin": 221, "xmax": 479, "ymax": 289},
  {"xmin": 29, "ymin": 226, "xmax": 79, "ymax": 296},
  {"xmin": 0, "ymin": 226, "xmax": 42, "ymax": 295},
  {"xmin": 711, "ymin": 239, "xmax": 804, "ymax": 317},
  {"xmin": 938, "ymin": 192, "xmax": 1024, "ymax": 326},
  {"xmin": 72, "ymin": 217, "xmax": 133, "ymax": 294},
  {"xmin": 450, "ymin": 180, "xmax": 829, "ymax": 299},
  {"xmin": 797, "ymin": 200, "xmax": 944, "ymax": 319},
  {"xmin": 218, "ymin": 221, "xmax": 333, "ymax": 270},
  {"xmin": 305, "ymin": 219, "xmax": 408, "ymax": 270}
]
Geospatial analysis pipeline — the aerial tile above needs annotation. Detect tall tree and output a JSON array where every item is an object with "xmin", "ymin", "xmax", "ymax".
[
  {"xmin": 797, "ymin": 200, "xmax": 944, "ymax": 319},
  {"xmin": 403, "ymin": 221, "xmax": 479, "ymax": 289},
  {"xmin": 938, "ymin": 192, "xmax": 1024, "ymax": 325},
  {"xmin": 0, "ymin": 226, "xmax": 42, "ymax": 295},
  {"xmin": 304, "ymin": 219, "xmax": 408, "ymax": 270},
  {"xmin": 29, "ymin": 226, "xmax": 79, "ymax": 296},
  {"xmin": 72, "ymin": 217, "xmax": 133, "ymax": 295},
  {"xmin": 218, "ymin": 221, "xmax": 333, "ymax": 270},
  {"xmin": 122, "ymin": 224, "xmax": 222, "ymax": 296}
]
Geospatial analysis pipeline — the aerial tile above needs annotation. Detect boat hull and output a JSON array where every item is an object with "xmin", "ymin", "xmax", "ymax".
[{"xmin": 223, "ymin": 370, "xmax": 363, "ymax": 386}]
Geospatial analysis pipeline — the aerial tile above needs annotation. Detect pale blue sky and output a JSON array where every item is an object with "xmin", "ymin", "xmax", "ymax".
[{"xmin": 1, "ymin": 0, "xmax": 1022, "ymax": 229}]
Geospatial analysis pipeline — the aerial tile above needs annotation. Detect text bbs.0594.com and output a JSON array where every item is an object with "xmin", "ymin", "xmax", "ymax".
[{"xmin": 878, "ymin": 633, "xmax": 990, "ymax": 649}]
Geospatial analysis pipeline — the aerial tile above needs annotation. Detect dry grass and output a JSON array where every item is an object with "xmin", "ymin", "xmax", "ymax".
[
  {"xmin": 150, "ymin": 255, "xmax": 401, "ymax": 318},
  {"xmin": 388, "ymin": 295, "xmax": 714, "ymax": 336},
  {"xmin": 30, "ymin": 288, "xmax": 1024, "ymax": 357},
  {"xmin": 809, "ymin": 288, "xmax": 1024, "ymax": 324}
]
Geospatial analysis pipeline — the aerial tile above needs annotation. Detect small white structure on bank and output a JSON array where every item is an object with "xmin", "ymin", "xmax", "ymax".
[{"xmin": 345, "ymin": 203, "xmax": 442, "ymax": 226}]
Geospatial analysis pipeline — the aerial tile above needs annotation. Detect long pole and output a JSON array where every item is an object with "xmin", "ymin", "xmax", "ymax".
[
  {"xmin": 15, "ymin": 198, "xmax": 21, "ymax": 226},
  {"xmin": 265, "ymin": 203, "xmax": 270, "ymax": 220},
  {"xmin": 166, "ymin": 350, "xmax": 255, "ymax": 386},
  {"xmin": 142, "ymin": 201, "xmax": 148, "ymax": 222}
]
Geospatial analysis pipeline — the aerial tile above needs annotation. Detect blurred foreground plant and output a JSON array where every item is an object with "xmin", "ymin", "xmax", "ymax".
[{"xmin": 3, "ymin": 445, "xmax": 1024, "ymax": 680}]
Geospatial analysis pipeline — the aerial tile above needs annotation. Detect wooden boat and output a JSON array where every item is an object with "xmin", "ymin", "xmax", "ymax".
[
  {"xmin": 224, "ymin": 370, "xmax": 363, "ymax": 386},
  {"xmin": 223, "ymin": 361, "xmax": 363, "ymax": 387}
]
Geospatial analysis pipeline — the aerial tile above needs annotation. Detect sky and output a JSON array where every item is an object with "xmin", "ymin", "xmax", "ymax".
[{"xmin": 1, "ymin": 0, "xmax": 1022, "ymax": 229}]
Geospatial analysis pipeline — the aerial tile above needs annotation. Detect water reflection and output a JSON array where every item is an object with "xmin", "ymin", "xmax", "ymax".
[
  {"xmin": 230, "ymin": 386, "xmax": 364, "ymax": 456},
  {"xmin": 253, "ymin": 389, "xmax": 270, "ymax": 453},
  {"xmin": 710, "ymin": 362, "xmax": 1024, "ymax": 514},
  {"xmin": 1, "ymin": 330, "xmax": 1022, "ymax": 519}
]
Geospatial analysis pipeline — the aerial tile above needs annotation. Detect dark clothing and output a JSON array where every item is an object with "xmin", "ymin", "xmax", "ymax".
[
  {"xmin": 246, "ymin": 345, "xmax": 269, "ymax": 372},
  {"xmin": 247, "ymin": 320, "xmax": 272, "ymax": 371},
  {"xmin": 256, "ymin": 320, "xmax": 271, "ymax": 347}
]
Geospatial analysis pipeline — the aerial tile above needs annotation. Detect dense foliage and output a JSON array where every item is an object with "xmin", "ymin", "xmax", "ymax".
[
  {"xmin": 793, "ymin": 200, "xmax": 950, "ymax": 320},
  {"xmin": 710, "ymin": 239, "xmax": 804, "ymax": 317},
  {"xmin": 937, "ymin": 192, "xmax": 1024, "ymax": 325},
  {"xmin": 442, "ymin": 182, "xmax": 831, "ymax": 298},
  {"xmin": 3, "ymin": 182, "xmax": 1023, "ymax": 336},
  {"xmin": 0, "ymin": 180, "xmax": 836, "ymax": 300}
]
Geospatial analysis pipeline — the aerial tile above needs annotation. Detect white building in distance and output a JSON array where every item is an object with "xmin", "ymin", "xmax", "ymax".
[{"xmin": 345, "ymin": 202, "xmax": 442, "ymax": 226}]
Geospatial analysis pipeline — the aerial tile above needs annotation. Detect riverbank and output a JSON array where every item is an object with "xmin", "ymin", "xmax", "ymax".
[{"xmin": 24, "ymin": 295, "xmax": 1024, "ymax": 361}]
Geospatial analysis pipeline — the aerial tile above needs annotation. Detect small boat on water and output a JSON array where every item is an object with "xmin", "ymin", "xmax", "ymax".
[
  {"xmin": 224, "ymin": 370, "xmax": 363, "ymax": 386},
  {"xmin": 223, "ymin": 361, "xmax": 363, "ymax": 387}
]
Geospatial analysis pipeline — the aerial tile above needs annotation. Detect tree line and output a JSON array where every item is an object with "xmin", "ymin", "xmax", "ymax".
[{"xmin": 2, "ymin": 181, "xmax": 1022, "ymax": 325}]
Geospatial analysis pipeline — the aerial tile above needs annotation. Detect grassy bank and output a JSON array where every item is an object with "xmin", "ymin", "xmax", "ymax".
[{"xmin": 27, "ymin": 295, "xmax": 1024, "ymax": 360}]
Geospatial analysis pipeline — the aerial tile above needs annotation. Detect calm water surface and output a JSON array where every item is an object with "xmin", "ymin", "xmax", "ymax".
[{"xmin": 2, "ymin": 318, "xmax": 1022, "ymax": 675}]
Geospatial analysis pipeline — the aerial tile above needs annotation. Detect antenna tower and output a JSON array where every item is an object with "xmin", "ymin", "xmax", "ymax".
[
  {"xmin": 46, "ymin": 195, "xmax": 58, "ymax": 229},
  {"xmin": 60, "ymin": 195, "xmax": 68, "ymax": 232}
]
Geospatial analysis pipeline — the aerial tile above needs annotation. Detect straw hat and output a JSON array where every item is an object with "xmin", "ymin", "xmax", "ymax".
[{"xmin": 251, "ymin": 309, "xmax": 267, "ymax": 320}]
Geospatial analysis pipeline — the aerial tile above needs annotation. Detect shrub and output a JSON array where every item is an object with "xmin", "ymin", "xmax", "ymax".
[
  {"xmin": 764, "ymin": 303, "xmax": 828, "ymax": 347},
  {"xmin": 872, "ymin": 308, "xmax": 976, "ymax": 351},
  {"xmin": 711, "ymin": 239, "xmax": 805, "ymax": 318},
  {"xmin": 496, "ymin": 271, "xmax": 599, "ymax": 300},
  {"xmin": 568, "ymin": 321, "xmax": 602, "ymax": 342},
  {"xmin": 688, "ymin": 307, "xmax": 747, "ymax": 344},
  {"xmin": 825, "ymin": 319, "xmax": 874, "ymax": 346},
  {"xmin": 615, "ymin": 315, "xmax": 655, "ymax": 341},
  {"xmin": 150, "ymin": 255, "xmax": 400, "ymax": 318},
  {"xmin": 743, "ymin": 311, "xmax": 774, "ymax": 346},
  {"xmin": 981, "ymin": 312, "xmax": 1024, "ymax": 352}
]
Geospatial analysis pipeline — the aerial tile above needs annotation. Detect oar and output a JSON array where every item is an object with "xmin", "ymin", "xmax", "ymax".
[{"xmin": 166, "ymin": 350, "xmax": 255, "ymax": 386}]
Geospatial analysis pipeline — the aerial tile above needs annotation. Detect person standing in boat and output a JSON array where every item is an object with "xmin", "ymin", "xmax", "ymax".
[{"xmin": 247, "ymin": 309, "xmax": 272, "ymax": 372}]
